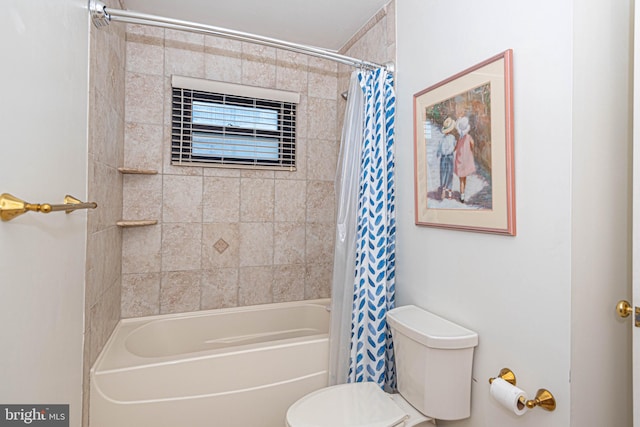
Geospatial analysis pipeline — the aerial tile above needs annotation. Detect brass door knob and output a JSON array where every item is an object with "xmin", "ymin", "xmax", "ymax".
[{"xmin": 616, "ymin": 300, "xmax": 633, "ymax": 318}]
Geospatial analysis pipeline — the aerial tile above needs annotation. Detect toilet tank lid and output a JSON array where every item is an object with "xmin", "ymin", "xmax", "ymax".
[{"xmin": 387, "ymin": 305, "xmax": 478, "ymax": 349}]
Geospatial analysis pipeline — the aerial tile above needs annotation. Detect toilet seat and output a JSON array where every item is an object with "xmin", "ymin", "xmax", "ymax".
[{"xmin": 285, "ymin": 382, "xmax": 409, "ymax": 427}]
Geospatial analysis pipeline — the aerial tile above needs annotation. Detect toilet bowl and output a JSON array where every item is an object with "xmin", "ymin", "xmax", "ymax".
[
  {"xmin": 285, "ymin": 305, "xmax": 478, "ymax": 427},
  {"xmin": 286, "ymin": 382, "xmax": 432, "ymax": 427}
]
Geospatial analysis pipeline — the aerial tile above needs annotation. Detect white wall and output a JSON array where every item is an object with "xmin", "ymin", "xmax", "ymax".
[
  {"xmin": 396, "ymin": 0, "xmax": 631, "ymax": 426},
  {"xmin": 0, "ymin": 1, "xmax": 88, "ymax": 425}
]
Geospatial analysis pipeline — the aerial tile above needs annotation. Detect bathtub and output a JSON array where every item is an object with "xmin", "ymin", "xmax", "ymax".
[{"xmin": 90, "ymin": 298, "xmax": 330, "ymax": 427}]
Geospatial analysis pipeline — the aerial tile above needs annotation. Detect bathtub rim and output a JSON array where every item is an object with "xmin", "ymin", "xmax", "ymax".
[
  {"xmin": 91, "ymin": 298, "xmax": 331, "ymax": 374},
  {"xmin": 119, "ymin": 297, "xmax": 330, "ymax": 325}
]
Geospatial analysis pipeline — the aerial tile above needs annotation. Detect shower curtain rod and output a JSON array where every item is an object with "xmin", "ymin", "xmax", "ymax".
[{"xmin": 88, "ymin": 0, "xmax": 393, "ymax": 72}]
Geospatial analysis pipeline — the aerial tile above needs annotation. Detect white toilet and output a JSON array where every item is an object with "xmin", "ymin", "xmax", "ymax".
[{"xmin": 286, "ymin": 305, "xmax": 478, "ymax": 427}]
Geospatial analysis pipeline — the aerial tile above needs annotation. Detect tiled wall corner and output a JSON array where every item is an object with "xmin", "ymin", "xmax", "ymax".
[
  {"xmin": 84, "ymin": 0, "xmax": 126, "ymax": 424},
  {"xmin": 337, "ymin": 1, "xmax": 397, "ymax": 113}
]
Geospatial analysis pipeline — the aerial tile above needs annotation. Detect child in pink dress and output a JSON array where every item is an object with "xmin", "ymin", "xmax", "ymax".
[{"xmin": 454, "ymin": 116, "xmax": 476, "ymax": 203}]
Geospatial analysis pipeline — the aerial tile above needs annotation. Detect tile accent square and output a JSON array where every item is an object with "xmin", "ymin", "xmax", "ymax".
[
  {"xmin": 214, "ymin": 238, "xmax": 229, "ymax": 254},
  {"xmin": 203, "ymin": 223, "xmax": 239, "ymax": 269}
]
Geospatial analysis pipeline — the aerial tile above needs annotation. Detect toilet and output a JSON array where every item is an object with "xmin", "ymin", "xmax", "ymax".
[{"xmin": 286, "ymin": 305, "xmax": 478, "ymax": 427}]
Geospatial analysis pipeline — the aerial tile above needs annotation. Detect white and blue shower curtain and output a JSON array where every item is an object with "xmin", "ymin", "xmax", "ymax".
[{"xmin": 328, "ymin": 66, "xmax": 396, "ymax": 391}]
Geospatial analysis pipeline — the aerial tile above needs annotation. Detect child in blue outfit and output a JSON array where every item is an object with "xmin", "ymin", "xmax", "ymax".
[{"xmin": 437, "ymin": 117, "xmax": 456, "ymax": 199}]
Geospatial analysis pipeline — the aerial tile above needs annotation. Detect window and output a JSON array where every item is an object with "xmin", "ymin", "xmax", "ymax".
[{"xmin": 171, "ymin": 76, "xmax": 299, "ymax": 170}]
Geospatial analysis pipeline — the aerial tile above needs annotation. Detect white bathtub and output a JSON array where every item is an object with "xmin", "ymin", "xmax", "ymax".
[{"xmin": 90, "ymin": 299, "xmax": 330, "ymax": 427}]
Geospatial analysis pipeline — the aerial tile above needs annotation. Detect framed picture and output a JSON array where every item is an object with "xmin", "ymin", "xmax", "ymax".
[{"xmin": 413, "ymin": 49, "xmax": 515, "ymax": 235}]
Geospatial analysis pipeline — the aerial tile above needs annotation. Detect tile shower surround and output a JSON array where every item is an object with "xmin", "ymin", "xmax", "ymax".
[
  {"xmin": 121, "ymin": 25, "xmax": 341, "ymax": 317},
  {"xmin": 83, "ymin": 3, "xmax": 394, "ymax": 424}
]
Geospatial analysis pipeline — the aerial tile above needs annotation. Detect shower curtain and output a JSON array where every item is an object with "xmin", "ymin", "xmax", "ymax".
[{"xmin": 328, "ymin": 66, "xmax": 397, "ymax": 390}]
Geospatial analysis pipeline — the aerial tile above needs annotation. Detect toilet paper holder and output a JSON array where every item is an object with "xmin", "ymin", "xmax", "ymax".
[{"xmin": 489, "ymin": 368, "xmax": 556, "ymax": 411}]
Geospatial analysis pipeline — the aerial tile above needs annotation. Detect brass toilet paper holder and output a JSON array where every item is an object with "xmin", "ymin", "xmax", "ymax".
[{"xmin": 489, "ymin": 368, "xmax": 556, "ymax": 411}]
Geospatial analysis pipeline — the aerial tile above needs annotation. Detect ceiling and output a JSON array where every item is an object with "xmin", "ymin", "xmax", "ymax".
[{"xmin": 122, "ymin": 0, "xmax": 390, "ymax": 51}]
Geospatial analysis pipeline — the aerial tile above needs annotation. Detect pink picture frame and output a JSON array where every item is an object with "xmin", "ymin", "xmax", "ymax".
[{"xmin": 413, "ymin": 49, "xmax": 516, "ymax": 235}]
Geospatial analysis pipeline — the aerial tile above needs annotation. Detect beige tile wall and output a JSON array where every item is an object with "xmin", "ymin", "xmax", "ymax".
[
  {"xmin": 121, "ymin": 25, "xmax": 340, "ymax": 317},
  {"xmin": 338, "ymin": 1, "xmax": 397, "ymax": 128},
  {"xmin": 84, "ymin": 0, "xmax": 126, "ymax": 425}
]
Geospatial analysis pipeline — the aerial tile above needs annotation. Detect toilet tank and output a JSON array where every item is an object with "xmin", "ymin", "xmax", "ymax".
[{"xmin": 387, "ymin": 305, "xmax": 478, "ymax": 421}]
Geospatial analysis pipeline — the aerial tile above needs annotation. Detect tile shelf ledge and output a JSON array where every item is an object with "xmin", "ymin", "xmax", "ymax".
[
  {"xmin": 116, "ymin": 220, "xmax": 158, "ymax": 227},
  {"xmin": 118, "ymin": 167, "xmax": 157, "ymax": 227},
  {"xmin": 118, "ymin": 167, "xmax": 158, "ymax": 175}
]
